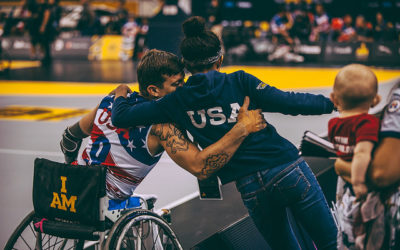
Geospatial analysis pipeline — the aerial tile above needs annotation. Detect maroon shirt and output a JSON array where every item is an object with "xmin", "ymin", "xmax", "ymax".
[{"xmin": 328, "ymin": 113, "xmax": 380, "ymax": 161}]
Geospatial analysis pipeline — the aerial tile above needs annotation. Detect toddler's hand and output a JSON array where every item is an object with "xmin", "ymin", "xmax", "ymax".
[{"xmin": 353, "ymin": 183, "xmax": 368, "ymax": 200}]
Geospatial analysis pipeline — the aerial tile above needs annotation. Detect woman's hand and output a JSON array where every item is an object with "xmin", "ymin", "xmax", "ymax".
[{"xmin": 237, "ymin": 96, "xmax": 267, "ymax": 135}]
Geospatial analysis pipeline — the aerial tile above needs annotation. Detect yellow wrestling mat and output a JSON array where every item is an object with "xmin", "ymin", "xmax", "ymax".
[
  {"xmin": 0, "ymin": 66, "xmax": 399, "ymax": 95},
  {"xmin": 0, "ymin": 105, "xmax": 90, "ymax": 122},
  {"xmin": 222, "ymin": 66, "xmax": 400, "ymax": 89},
  {"xmin": 0, "ymin": 81, "xmax": 138, "ymax": 96},
  {"xmin": 1, "ymin": 61, "xmax": 41, "ymax": 70}
]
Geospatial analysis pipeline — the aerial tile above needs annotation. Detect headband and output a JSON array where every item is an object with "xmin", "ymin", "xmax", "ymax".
[{"xmin": 184, "ymin": 49, "xmax": 223, "ymax": 66}]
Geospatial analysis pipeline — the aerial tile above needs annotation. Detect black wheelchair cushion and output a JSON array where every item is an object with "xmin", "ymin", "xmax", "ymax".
[{"xmin": 33, "ymin": 158, "xmax": 106, "ymax": 227}]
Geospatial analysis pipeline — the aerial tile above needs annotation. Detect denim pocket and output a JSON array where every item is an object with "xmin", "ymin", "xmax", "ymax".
[
  {"xmin": 274, "ymin": 166, "xmax": 311, "ymax": 205},
  {"xmin": 236, "ymin": 176, "xmax": 261, "ymax": 198},
  {"xmin": 242, "ymin": 195, "xmax": 258, "ymax": 214}
]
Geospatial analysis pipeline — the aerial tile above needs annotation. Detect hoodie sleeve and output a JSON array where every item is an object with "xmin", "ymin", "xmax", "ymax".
[
  {"xmin": 240, "ymin": 71, "xmax": 334, "ymax": 115},
  {"xmin": 111, "ymin": 96, "xmax": 174, "ymax": 128}
]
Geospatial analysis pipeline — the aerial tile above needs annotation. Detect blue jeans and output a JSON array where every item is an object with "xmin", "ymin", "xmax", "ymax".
[{"xmin": 235, "ymin": 158, "xmax": 337, "ymax": 250}]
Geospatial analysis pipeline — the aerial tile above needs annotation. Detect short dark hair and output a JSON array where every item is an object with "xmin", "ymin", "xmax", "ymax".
[{"xmin": 137, "ymin": 49, "xmax": 184, "ymax": 97}]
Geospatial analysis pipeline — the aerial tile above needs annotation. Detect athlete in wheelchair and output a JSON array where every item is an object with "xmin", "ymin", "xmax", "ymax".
[
  {"xmin": 6, "ymin": 158, "xmax": 183, "ymax": 250},
  {"xmin": 5, "ymin": 50, "xmax": 266, "ymax": 250}
]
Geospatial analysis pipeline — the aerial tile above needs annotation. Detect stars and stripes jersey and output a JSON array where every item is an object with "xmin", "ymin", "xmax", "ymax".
[{"xmin": 77, "ymin": 92, "xmax": 163, "ymax": 200}]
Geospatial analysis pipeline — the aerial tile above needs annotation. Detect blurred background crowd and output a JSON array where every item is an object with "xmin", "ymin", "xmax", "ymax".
[
  {"xmin": 1, "ymin": 0, "xmax": 142, "ymax": 38},
  {"xmin": 0, "ymin": 0, "xmax": 399, "ymax": 64}
]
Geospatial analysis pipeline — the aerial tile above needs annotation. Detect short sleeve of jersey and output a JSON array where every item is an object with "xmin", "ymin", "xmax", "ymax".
[
  {"xmin": 381, "ymin": 88, "xmax": 400, "ymax": 139},
  {"xmin": 355, "ymin": 115, "xmax": 380, "ymax": 143},
  {"xmin": 327, "ymin": 117, "xmax": 337, "ymax": 143}
]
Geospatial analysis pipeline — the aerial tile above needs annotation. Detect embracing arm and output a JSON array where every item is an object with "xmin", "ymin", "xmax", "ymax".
[
  {"xmin": 242, "ymin": 71, "xmax": 334, "ymax": 115},
  {"xmin": 150, "ymin": 97, "xmax": 266, "ymax": 180},
  {"xmin": 150, "ymin": 123, "xmax": 245, "ymax": 180},
  {"xmin": 338, "ymin": 138, "xmax": 400, "ymax": 189},
  {"xmin": 369, "ymin": 137, "xmax": 400, "ymax": 188},
  {"xmin": 369, "ymin": 87, "xmax": 400, "ymax": 188},
  {"xmin": 111, "ymin": 84, "xmax": 172, "ymax": 128},
  {"xmin": 334, "ymin": 158, "xmax": 352, "ymax": 183}
]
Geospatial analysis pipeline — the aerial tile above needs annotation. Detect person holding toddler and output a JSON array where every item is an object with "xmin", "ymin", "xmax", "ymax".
[{"xmin": 328, "ymin": 64, "xmax": 382, "ymax": 249}]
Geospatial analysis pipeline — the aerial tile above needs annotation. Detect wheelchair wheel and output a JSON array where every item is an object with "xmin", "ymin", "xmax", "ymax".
[
  {"xmin": 105, "ymin": 209, "xmax": 182, "ymax": 250},
  {"xmin": 5, "ymin": 210, "xmax": 84, "ymax": 250}
]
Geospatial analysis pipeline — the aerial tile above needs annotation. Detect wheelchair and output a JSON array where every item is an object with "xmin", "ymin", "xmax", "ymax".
[{"xmin": 5, "ymin": 158, "xmax": 182, "ymax": 250}]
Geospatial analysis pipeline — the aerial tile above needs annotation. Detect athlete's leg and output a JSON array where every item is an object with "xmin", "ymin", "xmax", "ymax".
[
  {"xmin": 236, "ymin": 165, "xmax": 308, "ymax": 250},
  {"xmin": 288, "ymin": 160, "xmax": 338, "ymax": 250}
]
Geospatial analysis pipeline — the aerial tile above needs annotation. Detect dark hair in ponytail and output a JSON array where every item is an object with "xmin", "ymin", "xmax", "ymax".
[{"xmin": 180, "ymin": 16, "xmax": 222, "ymax": 73}]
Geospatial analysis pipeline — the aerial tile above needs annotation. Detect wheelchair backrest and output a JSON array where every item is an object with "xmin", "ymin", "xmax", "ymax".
[{"xmin": 33, "ymin": 158, "xmax": 107, "ymax": 227}]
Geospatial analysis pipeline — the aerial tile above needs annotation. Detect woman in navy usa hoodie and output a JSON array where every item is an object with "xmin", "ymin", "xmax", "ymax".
[{"xmin": 112, "ymin": 17, "xmax": 337, "ymax": 250}]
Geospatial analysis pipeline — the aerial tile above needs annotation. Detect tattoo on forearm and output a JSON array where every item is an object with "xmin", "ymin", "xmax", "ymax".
[
  {"xmin": 201, "ymin": 152, "xmax": 229, "ymax": 177},
  {"xmin": 150, "ymin": 124, "xmax": 189, "ymax": 154}
]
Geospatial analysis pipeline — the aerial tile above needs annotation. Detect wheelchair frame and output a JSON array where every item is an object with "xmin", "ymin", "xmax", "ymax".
[
  {"xmin": 6, "ymin": 197, "xmax": 182, "ymax": 250},
  {"xmin": 5, "ymin": 159, "xmax": 183, "ymax": 250}
]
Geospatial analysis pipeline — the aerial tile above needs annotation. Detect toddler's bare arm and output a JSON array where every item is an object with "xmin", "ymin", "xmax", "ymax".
[{"xmin": 352, "ymin": 141, "xmax": 374, "ymax": 199}]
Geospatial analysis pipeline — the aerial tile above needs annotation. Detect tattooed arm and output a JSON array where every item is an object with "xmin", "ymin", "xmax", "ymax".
[{"xmin": 148, "ymin": 97, "xmax": 266, "ymax": 180}]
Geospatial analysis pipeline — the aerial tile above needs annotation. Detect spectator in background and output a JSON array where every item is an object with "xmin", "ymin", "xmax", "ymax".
[
  {"xmin": 270, "ymin": 6, "xmax": 294, "ymax": 45},
  {"xmin": 24, "ymin": 0, "xmax": 41, "ymax": 59},
  {"xmin": 2, "ymin": 10, "xmax": 13, "ymax": 36},
  {"xmin": 38, "ymin": 0, "xmax": 61, "ymax": 65},
  {"xmin": 206, "ymin": 0, "xmax": 221, "ymax": 28},
  {"xmin": 383, "ymin": 21, "xmax": 398, "ymax": 41},
  {"xmin": 355, "ymin": 15, "xmax": 373, "ymax": 42},
  {"xmin": 132, "ymin": 17, "xmax": 149, "ymax": 60},
  {"xmin": 338, "ymin": 14, "xmax": 356, "ymax": 42},
  {"xmin": 373, "ymin": 12, "xmax": 397, "ymax": 42},
  {"xmin": 145, "ymin": 0, "xmax": 187, "ymax": 56},
  {"xmin": 25, "ymin": 0, "xmax": 60, "ymax": 64},
  {"xmin": 285, "ymin": 0, "xmax": 310, "ymax": 14},
  {"xmin": 206, "ymin": 0, "xmax": 223, "ymax": 40},
  {"xmin": 310, "ymin": 3, "xmax": 330, "ymax": 42},
  {"xmin": 0, "ymin": 12, "xmax": 6, "ymax": 36},
  {"xmin": 290, "ymin": 8, "xmax": 312, "ymax": 43},
  {"xmin": 373, "ymin": 12, "xmax": 385, "ymax": 41},
  {"xmin": 3, "ymin": 1, "xmax": 30, "ymax": 37},
  {"xmin": 330, "ymin": 17, "xmax": 343, "ymax": 41},
  {"xmin": 77, "ymin": 0, "xmax": 96, "ymax": 36},
  {"xmin": 114, "ymin": 0, "xmax": 129, "ymax": 34},
  {"xmin": 269, "ymin": 6, "xmax": 304, "ymax": 62},
  {"xmin": 121, "ymin": 16, "xmax": 137, "ymax": 36}
]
